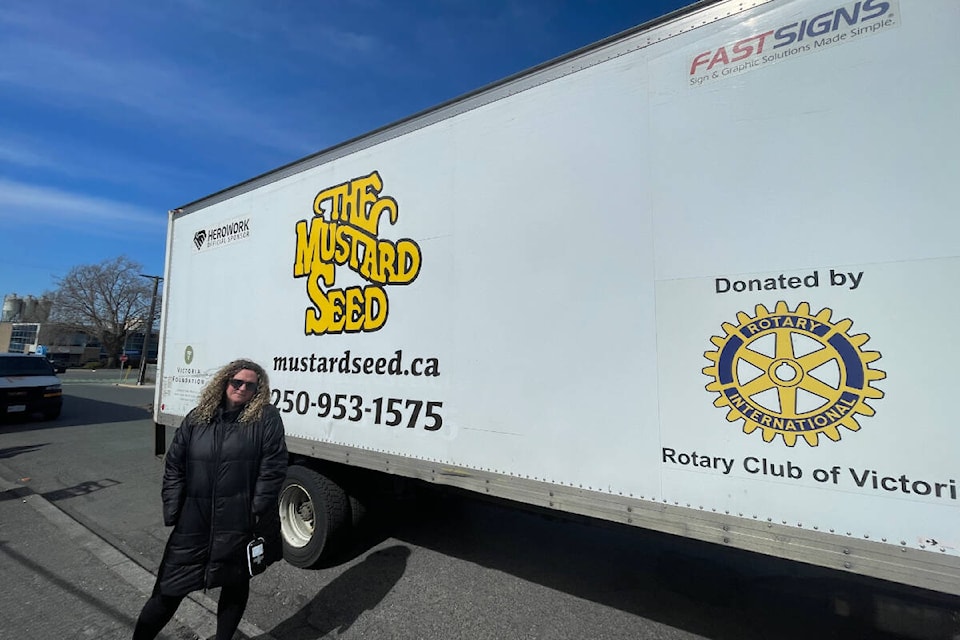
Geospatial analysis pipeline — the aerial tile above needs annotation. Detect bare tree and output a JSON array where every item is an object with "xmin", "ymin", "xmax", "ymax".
[{"xmin": 51, "ymin": 256, "xmax": 155, "ymax": 368}]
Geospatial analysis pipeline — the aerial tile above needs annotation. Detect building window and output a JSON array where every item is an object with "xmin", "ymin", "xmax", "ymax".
[{"xmin": 9, "ymin": 323, "xmax": 40, "ymax": 353}]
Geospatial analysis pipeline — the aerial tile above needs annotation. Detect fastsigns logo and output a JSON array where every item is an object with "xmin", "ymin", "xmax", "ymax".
[
  {"xmin": 293, "ymin": 171, "xmax": 422, "ymax": 335},
  {"xmin": 688, "ymin": 0, "xmax": 896, "ymax": 85},
  {"xmin": 703, "ymin": 301, "xmax": 885, "ymax": 447}
]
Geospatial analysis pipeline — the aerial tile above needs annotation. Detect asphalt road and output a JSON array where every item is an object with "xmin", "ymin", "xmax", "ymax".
[{"xmin": 0, "ymin": 371, "xmax": 956, "ymax": 639}]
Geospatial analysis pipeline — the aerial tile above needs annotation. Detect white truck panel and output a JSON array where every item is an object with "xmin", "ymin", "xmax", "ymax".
[{"xmin": 157, "ymin": 0, "xmax": 960, "ymax": 594}]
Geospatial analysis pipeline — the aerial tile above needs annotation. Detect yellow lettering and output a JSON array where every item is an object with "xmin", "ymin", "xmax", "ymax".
[
  {"xmin": 349, "ymin": 232, "xmax": 376, "ymax": 276},
  {"xmin": 350, "ymin": 172, "xmax": 384, "ymax": 234},
  {"xmin": 365, "ymin": 286, "xmax": 387, "ymax": 330},
  {"xmin": 334, "ymin": 225, "xmax": 352, "ymax": 264},
  {"xmin": 375, "ymin": 241, "xmax": 396, "ymax": 283},
  {"xmin": 314, "ymin": 181, "xmax": 352, "ymax": 222},
  {"xmin": 305, "ymin": 273, "xmax": 333, "ymax": 335},
  {"xmin": 299, "ymin": 171, "xmax": 420, "ymax": 336},
  {"xmin": 294, "ymin": 219, "xmax": 335, "ymax": 286},
  {"xmin": 365, "ymin": 195, "xmax": 398, "ymax": 235},
  {"xmin": 393, "ymin": 239, "xmax": 422, "ymax": 283},
  {"xmin": 359, "ymin": 236, "xmax": 382, "ymax": 282},
  {"xmin": 304, "ymin": 283, "xmax": 390, "ymax": 335},
  {"xmin": 344, "ymin": 288, "xmax": 365, "ymax": 332},
  {"xmin": 325, "ymin": 289, "xmax": 346, "ymax": 333}
]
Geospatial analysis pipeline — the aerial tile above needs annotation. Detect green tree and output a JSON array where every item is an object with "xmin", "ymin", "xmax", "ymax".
[{"xmin": 51, "ymin": 256, "xmax": 157, "ymax": 368}]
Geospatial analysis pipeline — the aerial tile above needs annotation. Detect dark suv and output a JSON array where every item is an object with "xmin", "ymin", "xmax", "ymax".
[{"xmin": 0, "ymin": 354, "xmax": 63, "ymax": 420}]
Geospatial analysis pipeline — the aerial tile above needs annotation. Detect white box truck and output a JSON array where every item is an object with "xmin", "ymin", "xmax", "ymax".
[{"xmin": 154, "ymin": 0, "xmax": 960, "ymax": 598}]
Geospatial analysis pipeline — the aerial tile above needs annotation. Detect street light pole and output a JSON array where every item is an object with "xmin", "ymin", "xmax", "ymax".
[{"xmin": 138, "ymin": 274, "xmax": 162, "ymax": 386}]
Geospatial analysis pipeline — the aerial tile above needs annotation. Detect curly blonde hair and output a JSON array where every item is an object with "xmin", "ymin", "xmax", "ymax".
[{"xmin": 193, "ymin": 359, "xmax": 271, "ymax": 425}]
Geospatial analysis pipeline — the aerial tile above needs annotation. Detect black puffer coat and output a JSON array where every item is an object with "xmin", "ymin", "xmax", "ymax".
[{"xmin": 158, "ymin": 403, "xmax": 287, "ymax": 596}]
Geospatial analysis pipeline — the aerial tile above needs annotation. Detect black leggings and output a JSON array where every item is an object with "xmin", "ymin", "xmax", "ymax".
[{"xmin": 132, "ymin": 580, "xmax": 250, "ymax": 640}]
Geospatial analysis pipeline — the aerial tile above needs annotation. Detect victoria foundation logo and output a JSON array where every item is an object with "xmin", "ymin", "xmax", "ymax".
[{"xmin": 703, "ymin": 301, "xmax": 885, "ymax": 446}]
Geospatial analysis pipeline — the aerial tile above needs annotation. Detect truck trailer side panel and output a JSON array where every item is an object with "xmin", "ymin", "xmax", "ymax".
[{"xmin": 155, "ymin": 0, "xmax": 960, "ymax": 595}]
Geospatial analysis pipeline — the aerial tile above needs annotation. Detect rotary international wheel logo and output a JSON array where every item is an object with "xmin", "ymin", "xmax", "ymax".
[{"xmin": 702, "ymin": 301, "xmax": 885, "ymax": 447}]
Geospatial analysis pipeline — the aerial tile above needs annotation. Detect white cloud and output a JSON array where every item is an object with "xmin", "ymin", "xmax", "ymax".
[
  {"xmin": 0, "ymin": 179, "xmax": 165, "ymax": 234},
  {"xmin": 0, "ymin": 143, "xmax": 48, "ymax": 168},
  {"xmin": 0, "ymin": 3, "xmax": 388, "ymax": 157},
  {"xmin": 0, "ymin": 12, "xmax": 315, "ymax": 154},
  {"xmin": 0, "ymin": 38, "xmax": 314, "ymax": 156}
]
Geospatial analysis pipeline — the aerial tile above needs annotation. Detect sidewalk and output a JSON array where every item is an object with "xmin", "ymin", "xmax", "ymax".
[{"xmin": 0, "ymin": 471, "xmax": 269, "ymax": 640}]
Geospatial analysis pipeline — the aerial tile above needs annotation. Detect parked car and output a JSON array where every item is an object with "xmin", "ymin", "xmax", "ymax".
[
  {"xmin": 0, "ymin": 354, "xmax": 63, "ymax": 420},
  {"xmin": 47, "ymin": 359, "xmax": 67, "ymax": 374}
]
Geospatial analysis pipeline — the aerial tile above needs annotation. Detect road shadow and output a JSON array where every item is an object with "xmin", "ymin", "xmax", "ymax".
[
  {"xmin": 0, "ymin": 443, "xmax": 50, "ymax": 459},
  {"xmin": 0, "ymin": 393, "xmax": 150, "ymax": 432},
  {"xmin": 254, "ymin": 545, "xmax": 410, "ymax": 640},
  {"xmin": 379, "ymin": 486, "xmax": 957, "ymax": 640},
  {"xmin": 42, "ymin": 478, "xmax": 122, "ymax": 502}
]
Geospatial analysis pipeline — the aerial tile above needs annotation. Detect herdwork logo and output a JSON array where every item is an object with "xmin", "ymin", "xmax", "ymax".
[
  {"xmin": 293, "ymin": 171, "xmax": 422, "ymax": 336},
  {"xmin": 193, "ymin": 216, "xmax": 251, "ymax": 252},
  {"xmin": 702, "ymin": 301, "xmax": 885, "ymax": 447},
  {"xmin": 688, "ymin": 0, "xmax": 897, "ymax": 86}
]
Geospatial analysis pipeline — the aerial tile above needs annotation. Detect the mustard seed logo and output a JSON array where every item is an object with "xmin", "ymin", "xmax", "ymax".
[
  {"xmin": 293, "ymin": 171, "xmax": 422, "ymax": 335},
  {"xmin": 703, "ymin": 301, "xmax": 885, "ymax": 447}
]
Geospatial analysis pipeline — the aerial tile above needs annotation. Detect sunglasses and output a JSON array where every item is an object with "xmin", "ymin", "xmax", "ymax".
[{"xmin": 228, "ymin": 378, "xmax": 259, "ymax": 392}]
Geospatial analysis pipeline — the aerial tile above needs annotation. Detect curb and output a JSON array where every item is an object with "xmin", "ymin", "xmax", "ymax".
[{"xmin": 0, "ymin": 464, "xmax": 273, "ymax": 640}]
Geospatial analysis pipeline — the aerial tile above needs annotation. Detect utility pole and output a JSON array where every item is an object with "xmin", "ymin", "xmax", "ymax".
[{"xmin": 137, "ymin": 274, "xmax": 162, "ymax": 386}]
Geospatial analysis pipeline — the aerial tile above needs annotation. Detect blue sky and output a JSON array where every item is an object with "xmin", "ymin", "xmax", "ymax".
[{"xmin": 0, "ymin": 0, "xmax": 691, "ymax": 298}]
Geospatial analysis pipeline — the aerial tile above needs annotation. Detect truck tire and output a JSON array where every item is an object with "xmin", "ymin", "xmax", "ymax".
[{"xmin": 279, "ymin": 465, "xmax": 349, "ymax": 568}]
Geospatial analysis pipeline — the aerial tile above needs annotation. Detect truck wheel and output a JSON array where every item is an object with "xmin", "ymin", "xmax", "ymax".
[{"xmin": 279, "ymin": 465, "xmax": 348, "ymax": 568}]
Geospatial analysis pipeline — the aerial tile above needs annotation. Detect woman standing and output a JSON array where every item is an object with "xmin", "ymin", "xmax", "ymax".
[{"xmin": 133, "ymin": 359, "xmax": 288, "ymax": 640}]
